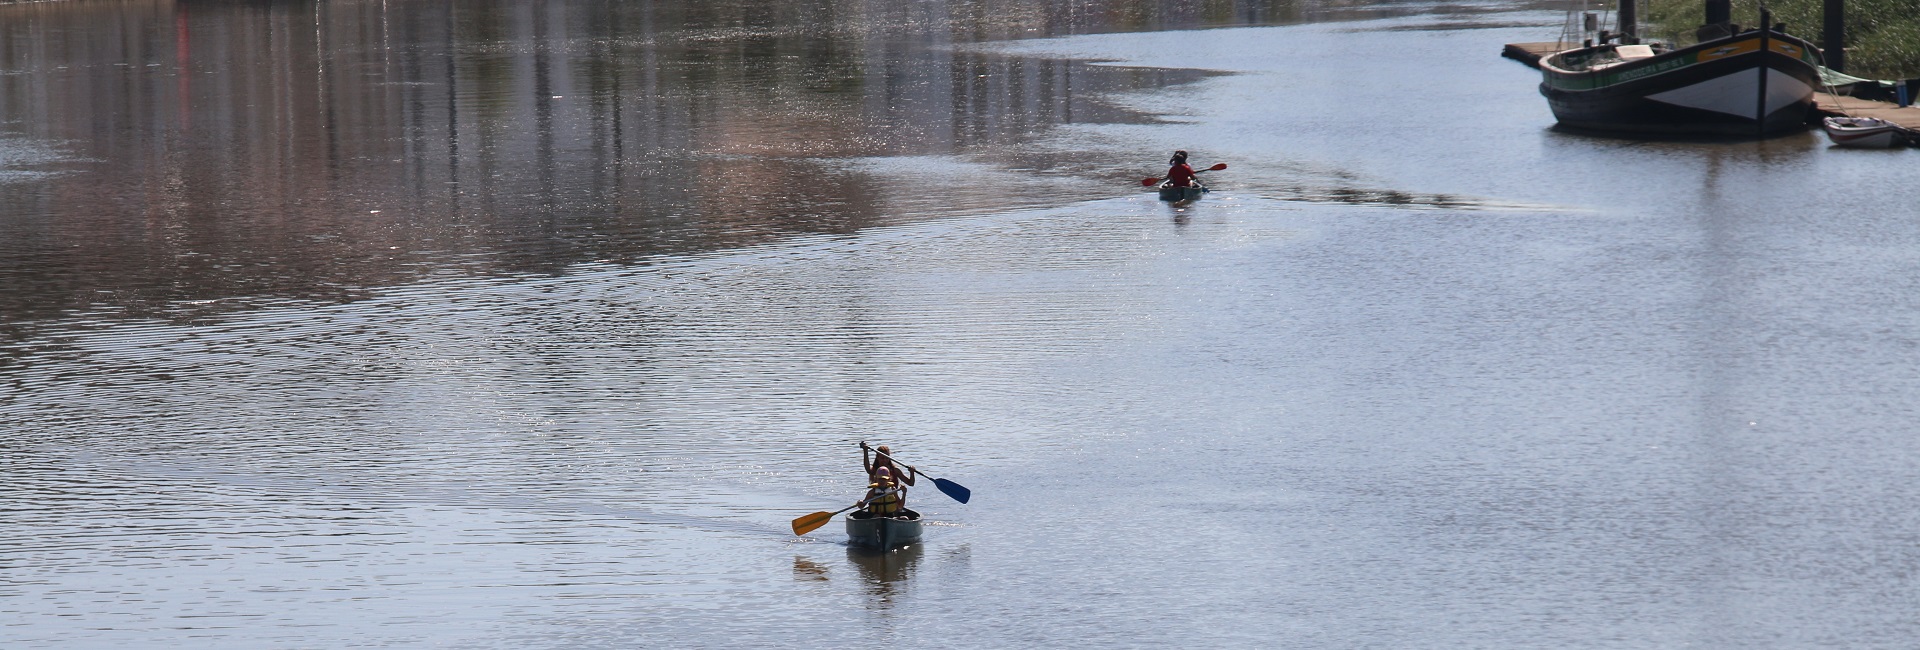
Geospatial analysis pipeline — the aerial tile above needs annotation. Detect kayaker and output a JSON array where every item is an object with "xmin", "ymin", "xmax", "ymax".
[
  {"xmin": 860, "ymin": 441, "xmax": 919, "ymax": 489},
  {"xmin": 860, "ymin": 441, "xmax": 917, "ymax": 515},
  {"xmin": 865, "ymin": 465, "xmax": 906, "ymax": 516},
  {"xmin": 1165, "ymin": 150, "xmax": 1197, "ymax": 188}
]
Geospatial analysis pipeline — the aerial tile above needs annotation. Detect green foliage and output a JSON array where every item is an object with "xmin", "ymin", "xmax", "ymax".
[
  {"xmin": 1636, "ymin": 0, "xmax": 1918, "ymax": 77},
  {"xmin": 1849, "ymin": 13, "xmax": 1920, "ymax": 77}
]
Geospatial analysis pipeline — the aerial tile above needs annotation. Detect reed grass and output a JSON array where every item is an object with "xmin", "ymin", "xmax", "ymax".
[{"xmin": 1639, "ymin": 0, "xmax": 1918, "ymax": 78}]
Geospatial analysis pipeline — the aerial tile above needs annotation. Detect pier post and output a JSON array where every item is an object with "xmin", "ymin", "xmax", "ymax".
[
  {"xmin": 1823, "ymin": 0, "xmax": 1845, "ymax": 72},
  {"xmin": 1704, "ymin": 0, "xmax": 1731, "ymax": 27},
  {"xmin": 1618, "ymin": 0, "xmax": 1637, "ymax": 42},
  {"xmin": 1755, "ymin": 8, "xmax": 1772, "ymax": 138},
  {"xmin": 1699, "ymin": 0, "xmax": 1733, "ymax": 41}
]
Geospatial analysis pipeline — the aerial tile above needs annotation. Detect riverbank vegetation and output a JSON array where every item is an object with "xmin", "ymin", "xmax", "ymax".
[{"xmin": 1640, "ymin": 0, "xmax": 1917, "ymax": 78}]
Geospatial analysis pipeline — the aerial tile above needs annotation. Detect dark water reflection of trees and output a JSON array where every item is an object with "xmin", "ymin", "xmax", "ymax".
[{"xmin": 0, "ymin": 0, "xmax": 1329, "ymax": 330}]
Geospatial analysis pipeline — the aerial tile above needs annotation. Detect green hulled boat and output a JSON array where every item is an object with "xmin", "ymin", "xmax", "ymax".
[
  {"xmin": 845, "ymin": 508, "xmax": 922, "ymax": 550},
  {"xmin": 1158, "ymin": 180, "xmax": 1205, "ymax": 201}
]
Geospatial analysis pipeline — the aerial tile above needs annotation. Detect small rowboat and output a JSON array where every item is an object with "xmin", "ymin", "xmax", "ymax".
[
  {"xmin": 1822, "ymin": 116, "xmax": 1910, "ymax": 149},
  {"xmin": 845, "ymin": 508, "xmax": 922, "ymax": 550},
  {"xmin": 1158, "ymin": 180, "xmax": 1206, "ymax": 201}
]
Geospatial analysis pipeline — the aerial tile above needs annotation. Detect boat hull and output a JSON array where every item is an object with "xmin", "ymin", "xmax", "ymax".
[
  {"xmin": 1539, "ymin": 31, "xmax": 1821, "ymax": 136},
  {"xmin": 1823, "ymin": 116, "xmax": 1909, "ymax": 148},
  {"xmin": 846, "ymin": 508, "xmax": 923, "ymax": 550},
  {"xmin": 1158, "ymin": 181, "xmax": 1205, "ymax": 201}
]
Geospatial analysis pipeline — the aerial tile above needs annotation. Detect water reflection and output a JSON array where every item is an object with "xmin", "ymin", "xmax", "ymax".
[
  {"xmin": 7, "ymin": 7, "xmax": 1920, "ymax": 647},
  {"xmin": 0, "ymin": 0, "xmax": 1329, "ymax": 330},
  {"xmin": 848, "ymin": 542, "xmax": 924, "ymax": 604},
  {"xmin": 792, "ymin": 555, "xmax": 832, "ymax": 582}
]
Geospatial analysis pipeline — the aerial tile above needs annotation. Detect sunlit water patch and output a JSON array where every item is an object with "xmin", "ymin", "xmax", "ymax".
[
  {"xmin": 0, "ymin": 135, "xmax": 67, "ymax": 183},
  {"xmin": 1, "ymin": 194, "xmax": 1318, "ymax": 647},
  {"xmin": 7, "ymin": 3, "xmax": 1920, "ymax": 649}
]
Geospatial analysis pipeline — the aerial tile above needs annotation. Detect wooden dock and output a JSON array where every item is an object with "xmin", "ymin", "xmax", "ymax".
[
  {"xmin": 1500, "ymin": 42, "xmax": 1561, "ymax": 68},
  {"xmin": 1501, "ymin": 41, "xmax": 1920, "ymax": 130},
  {"xmin": 1812, "ymin": 94, "xmax": 1920, "ymax": 125}
]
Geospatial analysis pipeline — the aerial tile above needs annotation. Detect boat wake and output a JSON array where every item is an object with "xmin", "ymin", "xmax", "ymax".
[{"xmin": 1256, "ymin": 185, "xmax": 1582, "ymax": 213}]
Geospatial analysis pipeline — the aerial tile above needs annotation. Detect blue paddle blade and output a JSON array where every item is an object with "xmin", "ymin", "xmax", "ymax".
[{"xmin": 933, "ymin": 478, "xmax": 970, "ymax": 504}]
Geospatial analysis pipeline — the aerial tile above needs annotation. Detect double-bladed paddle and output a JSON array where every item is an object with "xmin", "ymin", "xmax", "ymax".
[
  {"xmin": 791, "ymin": 488, "xmax": 899, "ymax": 537},
  {"xmin": 868, "ymin": 446, "xmax": 971, "ymax": 505},
  {"xmin": 1141, "ymin": 162, "xmax": 1227, "ymax": 186}
]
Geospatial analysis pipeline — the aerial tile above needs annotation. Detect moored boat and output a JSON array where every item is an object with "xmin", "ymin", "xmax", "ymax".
[
  {"xmin": 1158, "ymin": 179, "xmax": 1205, "ymax": 201},
  {"xmin": 1822, "ymin": 116, "xmax": 1910, "ymax": 148},
  {"xmin": 846, "ymin": 508, "xmax": 922, "ymax": 550},
  {"xmin": 1538, "ymin": 6, "xmax": 1821, "ymax": 136}
]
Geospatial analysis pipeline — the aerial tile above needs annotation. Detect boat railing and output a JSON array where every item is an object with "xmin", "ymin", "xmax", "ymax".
[{"xmin": 1548, "ymin": 45, "xmax": 1623, "ymax": 72}]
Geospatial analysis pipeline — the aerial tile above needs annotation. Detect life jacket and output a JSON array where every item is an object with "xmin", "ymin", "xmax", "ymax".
[
  {"xmin": 866, "ymin": 477, "xmax": 904, "ymax": 515},
  {"xmin": 1167, "ymin": 163, "xmax": 1196, "ymax": 187}
]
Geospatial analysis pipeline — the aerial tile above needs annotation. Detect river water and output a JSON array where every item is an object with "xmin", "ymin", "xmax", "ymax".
[{"xmin": 5, "ymin": 1, "xmax": 1920, "ymax": 648}]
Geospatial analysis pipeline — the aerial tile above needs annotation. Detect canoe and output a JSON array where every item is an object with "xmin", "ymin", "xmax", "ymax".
[
  {"xmin": 1822, "ymin": 116, "xmax": 1909, "ymax": 149},
  {"xmin": 1158, "ymin": 180, "xmax": 1205, "ymax": 201},
  {"xmin": 845, "ymin": 508, "xmax": 922, "ymax": 550}
]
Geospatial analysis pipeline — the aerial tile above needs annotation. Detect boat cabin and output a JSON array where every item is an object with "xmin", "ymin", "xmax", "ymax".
[{"xmin": 1545, "ymin": 42, "xmax": 1669, "ymax": 73}]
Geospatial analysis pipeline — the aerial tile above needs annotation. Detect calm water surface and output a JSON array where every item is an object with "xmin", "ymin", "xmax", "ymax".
[{"xmin": 5, "ymin": 1, "xmax": 1920, "ymax": 648}]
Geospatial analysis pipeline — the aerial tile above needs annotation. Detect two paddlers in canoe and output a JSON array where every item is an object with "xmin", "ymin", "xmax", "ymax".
[
  {"xmin": 789, "ymin": 442, "xmax": 970, "ymax": 549},
  {"xmin": 860, "ymin": 441, "xmax": 914, "ymax": 515}
]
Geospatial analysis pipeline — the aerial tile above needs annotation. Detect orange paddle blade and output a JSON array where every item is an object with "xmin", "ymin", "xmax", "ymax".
[
  {"xmin": 1207, "ymin": 163, "xmax": 1227, "ymax": 171},
  {"xmin": 791, "ymin": 511, "xmax": 834, "ymax": 536},
  {"xmin": 1140, "ymin": 177, "xmax": 1161, "ymax": 186}
]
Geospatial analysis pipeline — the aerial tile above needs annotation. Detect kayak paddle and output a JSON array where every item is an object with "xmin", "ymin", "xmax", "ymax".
[
  {"xmin": 792, "ymin": 488, "xmax": 898, "ymax": 537},
  {"xmin": 869, "ymin": 446, "xmax": 971, "ymax": 505},
  {"xmin": 1141, "ymin": 162, "xmax": 1226, "ymax": 186}
]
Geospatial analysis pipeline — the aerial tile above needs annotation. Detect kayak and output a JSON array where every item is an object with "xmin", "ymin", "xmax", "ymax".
[
  {"xmin": 845, "ymin": 508, "xmax": 922, "ymax": 550},
  {"xmin": 1158, "ymin": 180, "xmax": 1205, "ymax": 201}
]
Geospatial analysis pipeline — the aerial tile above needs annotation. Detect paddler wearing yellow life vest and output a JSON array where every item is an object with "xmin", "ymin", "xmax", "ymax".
[
  {"xmin": 865, "ymin": 466, "xmax": 905, "ymax": 516},
  {"xmin": 860, "ymin": 441, "xmax": 919, "ymax": 516}
]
